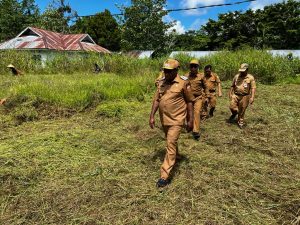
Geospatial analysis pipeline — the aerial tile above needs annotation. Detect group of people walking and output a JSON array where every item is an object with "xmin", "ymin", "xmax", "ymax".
[{"xmin": 149, "ymin": 58, "xmax": 256, "ymax": 187}]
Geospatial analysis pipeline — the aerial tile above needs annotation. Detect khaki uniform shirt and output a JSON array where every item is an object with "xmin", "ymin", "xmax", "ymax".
[
  {"xmin": 154, "ymin": 75, "xmax": 194, "ymax": 126},
  {"xmin": 186, "ymin": 72, "xmax": 205, "ymax": 97},
  {"xmin": 203, "ymin": 73, "xmax": 220, "ymax": 94},
  {"xmin": 232, "ymin": 73, "xmax": 256, "ymax": 96}
]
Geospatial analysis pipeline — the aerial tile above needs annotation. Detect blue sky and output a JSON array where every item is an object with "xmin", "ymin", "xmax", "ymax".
[{"xmin": 35, "ymin": 0, "xmax": 286, "ymax": 34}]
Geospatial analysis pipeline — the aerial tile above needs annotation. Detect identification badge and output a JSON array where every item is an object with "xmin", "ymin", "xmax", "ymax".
[{"xmin": 243, "ymin": 83, "xmax": 248, "ymax": 88}]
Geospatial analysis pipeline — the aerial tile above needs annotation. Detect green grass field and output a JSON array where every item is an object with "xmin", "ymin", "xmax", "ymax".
[{"xmin": 0, "ymin": 73, "xmax": 299, "ymax": 224}]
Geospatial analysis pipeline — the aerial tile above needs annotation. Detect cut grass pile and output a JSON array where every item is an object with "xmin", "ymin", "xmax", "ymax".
[{"xmin": 0, "ymin": 76, "xmax": 299, "ymax": 224}]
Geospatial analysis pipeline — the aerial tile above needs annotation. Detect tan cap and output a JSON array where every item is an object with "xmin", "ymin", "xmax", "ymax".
[
  {"xmin": 239, "ymin": 63, "xmax": 249, "ymax": 72},
  {"xmin": 7, "ymin": 64, "xmax": 15, "ymax": 68},
  {"xmin": 190, "ymin": 59, "xmax": 199, "ymax": 65},
  {"xmin": 162, "ymin": 59, "xmax": 180, "ymax": 70}
]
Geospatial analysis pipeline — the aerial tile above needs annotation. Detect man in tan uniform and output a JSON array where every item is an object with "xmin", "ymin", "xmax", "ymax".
[
  {"xmin": 229, "ymin": 63, "xmax": 256, "ymax": 128},
  {"xmin": 186, "ymin": 59, "xmax": 206, "ymax": 140},
  {"xmin": 149, "ymin": 59, "xmax": 194, "ymax": 187},
  {"xmin": 202, "ymin": 65, "xmax": 222, "ymax": 118}
]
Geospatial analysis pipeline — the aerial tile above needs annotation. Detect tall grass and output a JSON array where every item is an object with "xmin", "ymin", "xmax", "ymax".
[
  {"xmin": 1, "ymin": 49, "xmax": 299, "ymax": 119},
  {"xmin": 174, "ymin": 49, "xmax": 300, "ymax": 84},
  {"xmin": 3, "ymin": 73, "xmax": 156, "ymax": 110},
  {"xmin": 0, "ymin": 50, "xmax": 162, "ymax": 76},
  {"xmin": 1, "ymin": 49, "xmax": 299, "ymax": 84}
]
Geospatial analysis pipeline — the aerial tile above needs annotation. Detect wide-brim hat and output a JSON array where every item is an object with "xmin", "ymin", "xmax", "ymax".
[
  {"xmin": 239, "ymin": 63, "xmax": 249, "ymax": 72},
  {"xmin": 7, "ymin": 64, "xmax": 15, "ymax": 68},
  {"xmin": 162, "ymin": 59, "xmax": 180, "ymax": 70}
]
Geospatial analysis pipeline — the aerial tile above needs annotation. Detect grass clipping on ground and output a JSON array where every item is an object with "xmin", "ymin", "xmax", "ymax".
[{"xmin": 0, "ymin": 77, "xmax": 300, "ymax": 224}]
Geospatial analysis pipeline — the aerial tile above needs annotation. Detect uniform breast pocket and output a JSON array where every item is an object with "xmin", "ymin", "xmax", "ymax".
[
  {"xmin": 243, "ymin": 81, "xmax": 250, "ymax": 88},
  {"xmin": 243, "ymin": 81, "xmax": 251, "ymax": 93},
  {"xmin": 170, "ymin": 87, "xmax": 183, "ymax": 97}
]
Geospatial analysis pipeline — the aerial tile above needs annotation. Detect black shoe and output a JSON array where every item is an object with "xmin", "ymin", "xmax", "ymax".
[
  {"xmin": 209, "ymin": 108, "xmax": 215, "ymax": 117},
  {"xmin": 192, "ymin": 132, "xmax": 200, "ymax": 141},
  {"xmin": 229, "ymin": 114, "xmax": 237, "ymax": 123},
  {"xmin": 156, "ymin": 178, "xmax": 170, "ymax": 188},
  {"xmin": 176, "ymin": 154, "xmax": 182, "ymax": 161}
]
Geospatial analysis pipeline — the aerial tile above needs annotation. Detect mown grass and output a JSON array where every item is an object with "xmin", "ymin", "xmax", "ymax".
[
  {"xmin": 0, "ymin": 50, "xmax": 299, "ymax": 224},
  {"xmin": 0, "ymin": 72, "xmax": 299, "ymax": 224}
]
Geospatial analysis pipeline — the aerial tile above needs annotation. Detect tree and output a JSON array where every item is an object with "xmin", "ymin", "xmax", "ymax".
[
  {"xmin": 173, "ymin": 30, "xmax": 209, "ymax": 50},
  {"xmin": 119, "ymin": 0, "xmax": 173, "ymax": 56},
  {"xmin": 201, "ymin": 0, "xmax": 300, "ymax": 50},
  {"xmin": 72, "ymin": 10, "xmax": 121, "ymax": 51},
  {"xmin": 21, "ymin": 0, "xmax": 40, "ymax": 25},
  {"xmin": 0, "ymin": 0, "xmax": 23, "ymax": 41},
  {"xmin": 0, "ymin": 0, "xmax": 40, "ymax": 42},
  {"xmin": 255, "ymin": 0, "xmax": 300, "ymax": 49},
  {"xmin": 38, "ymin": 0, "xmax": 77, "ymax": 33}
]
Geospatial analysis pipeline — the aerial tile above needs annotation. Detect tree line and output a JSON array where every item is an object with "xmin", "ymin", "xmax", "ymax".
[{"xmin": 0, "ymin": 0, "xmax": 299, "ymax": 55}]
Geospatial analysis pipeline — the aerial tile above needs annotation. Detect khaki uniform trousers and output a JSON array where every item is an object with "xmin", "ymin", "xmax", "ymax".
[
  {"xmin": 193, "ymin": 96, "xmax": 203, "ymax": 133},
  {"xmin": 202, "ymin": 93, "xmax": 217, "ymax": 116},
  {"xmin": 161, "ymin": 125, "xmax": 182, "ymax": 180},
  {"xmin": 229, "ymin": 94, "xmax": 250, "ymax": 125}
]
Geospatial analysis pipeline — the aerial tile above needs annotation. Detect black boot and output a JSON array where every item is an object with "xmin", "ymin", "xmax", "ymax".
[
  {"xmin": 229, "ymin": 113, "xmax": 237, "ymax": 123},
  {"xmin": 192, "ymin": 132, "xmax": 200, "ymax": 141},
  {"xmin": 209, "ymin": 107, "xmax": 215, "ymax": 117}
]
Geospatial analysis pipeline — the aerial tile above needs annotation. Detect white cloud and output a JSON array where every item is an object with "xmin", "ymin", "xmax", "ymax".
[
  {"xmin": 249, "ymin": 0, "xmax": 286, "ymax": 10},
  {"xmin": 189, "ymin": 18, "xmax": 208, "ymax": 30},
  {"xmin": 171, "ymin": 20, "xmax": 186, "ymax": 34},
  {"xmin": 180, "ymin": 0, "xmax": 224, "ymax": 15},
  {"xmin": 164, "ymin": 14, "xmax": 186, "ymax": 34}
]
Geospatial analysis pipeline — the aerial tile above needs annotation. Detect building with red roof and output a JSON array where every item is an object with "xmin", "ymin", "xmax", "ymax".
[
  {"xmin": 0, "ymin": 27, "xmax": 111, "ymax": 64},
  {"xmin": 0, "ymin": 27, "xmax": 110, "ymax": 53}
]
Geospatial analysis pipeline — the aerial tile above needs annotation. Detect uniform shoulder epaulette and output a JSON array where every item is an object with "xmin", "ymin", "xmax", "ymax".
[{"xmin": 180, "ymin": 75, "xmax": 188, "ymax": 80}]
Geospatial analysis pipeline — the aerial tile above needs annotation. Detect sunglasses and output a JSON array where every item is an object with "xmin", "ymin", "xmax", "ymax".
[
  {"xmin": 163, "ymin": 69, "xmax": 174, "ymax": 73},
  {"xmin": 190, "ymin": 64, "xmax": 199, "ymax": 68}
]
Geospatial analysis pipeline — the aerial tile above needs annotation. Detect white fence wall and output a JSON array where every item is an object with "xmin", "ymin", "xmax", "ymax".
[{"xmin": 170, "ymin": 50, "xmax": 300, "ymax": 58}]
